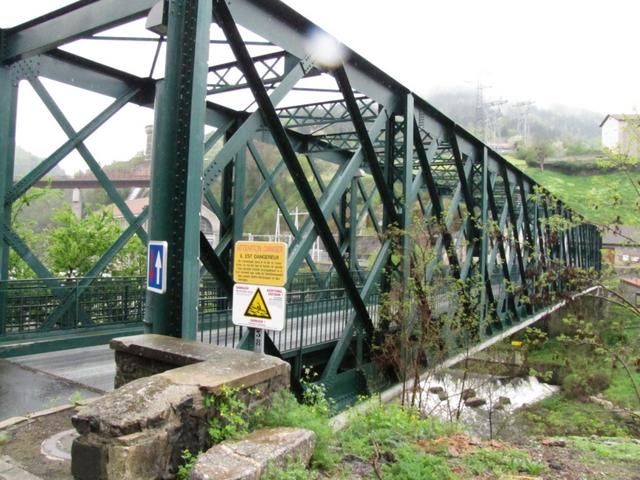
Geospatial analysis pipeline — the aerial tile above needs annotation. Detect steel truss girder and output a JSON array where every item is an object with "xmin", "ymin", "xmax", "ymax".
[
  {"xmin": 214, "ymin": 0, "xmax": 377, "ymax": 345},
  {"xmin": 277, "ymin": 96, "xmax": 377, "ymax": 129},
  {"xmin": 207, "ymin": 51, "xmax": 293, "ymax": 94},
  {"xmin": 1, "ymin": 0, "xmax": 156, "ymax": 63},
  {"xmin": 6, "ymin": 88, "xmax": 139, "ymax": 205},
  {"xmin": 27, "ymin": 77, "xmax": 147, "ymax": 244},
  {"xmin": 286, "ymin": 107, "xmax": 392, "ymax": 280},
  {"xmin": 1, "ymin": 0, "xmax": 580, "ymax": 203},
  {"xmin": 145, "ymin": 0, "xmax": 212, "ymax": 339},
  {"xmin": 1, "ymin": 0, "xmax": 601, "ymax": 399}
]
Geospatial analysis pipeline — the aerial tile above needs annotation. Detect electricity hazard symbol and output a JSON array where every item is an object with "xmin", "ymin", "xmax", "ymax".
[
  {"xmin": 244, "ymin": 288, "xmax": 271, "ymax": 319},
  {"xmin": 232, "ymin": 283, "xmax": 286, "ymax": 331}
]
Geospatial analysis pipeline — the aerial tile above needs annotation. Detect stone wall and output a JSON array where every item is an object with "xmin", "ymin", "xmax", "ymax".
[
  {"xmin": 71, "ymin": 335, "xmax": 290, "ymax": 480},
  {"xmin": 111, "ymin": 334, "xmax": 246, "ymax": 388}
]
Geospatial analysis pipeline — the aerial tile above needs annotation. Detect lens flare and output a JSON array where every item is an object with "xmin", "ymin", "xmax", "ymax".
[{"xmin": 304, "ymin": 29, "xmax": 346, "ymax": 69}]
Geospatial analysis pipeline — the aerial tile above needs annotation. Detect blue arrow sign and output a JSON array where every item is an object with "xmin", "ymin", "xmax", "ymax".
[{"xmin": 147, "ymin": 241, "xmax": 168, "ymax": 294}]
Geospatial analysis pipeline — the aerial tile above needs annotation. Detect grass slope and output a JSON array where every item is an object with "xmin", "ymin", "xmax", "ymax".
[{"xmin": 505, "ymin": 156, "xmax": 640, "ymax": 226}]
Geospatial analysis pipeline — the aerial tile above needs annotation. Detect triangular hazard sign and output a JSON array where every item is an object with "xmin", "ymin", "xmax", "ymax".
[{"xmin": 244, "ymin": 288, "xmax": 271, "ymax": 319}]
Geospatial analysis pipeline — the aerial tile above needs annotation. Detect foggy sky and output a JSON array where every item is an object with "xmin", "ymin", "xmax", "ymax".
[{"xmin": 3, "ymin": 0, "xmax": 638, "ymax": 173}]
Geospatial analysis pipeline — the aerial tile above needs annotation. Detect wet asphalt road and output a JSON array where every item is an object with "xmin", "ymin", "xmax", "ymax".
[
  {"xmin": 0, "ymin": 345, "xmax": 116, "ymax": 421},
  {"xmin": 0, "ymin": 360, "xmax": 100, "ymax": 420}
]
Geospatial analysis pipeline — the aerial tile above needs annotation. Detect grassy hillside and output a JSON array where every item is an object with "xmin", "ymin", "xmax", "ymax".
[{"xmin": 505, "ymin": 156, "xmax": 640, "ymax": 226}]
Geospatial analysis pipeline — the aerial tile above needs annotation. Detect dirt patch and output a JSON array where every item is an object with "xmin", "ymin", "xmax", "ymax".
[
  {"xmin": 0, "ymin": 408, "xmax": 75, "ymax": 479},
  {"xmin": 417, "ymin": 432, "xmax": 507, "ymax": 458},
  {"xmin": 511, "ymin": 437, "xmax": 640, "ymax": 480}
]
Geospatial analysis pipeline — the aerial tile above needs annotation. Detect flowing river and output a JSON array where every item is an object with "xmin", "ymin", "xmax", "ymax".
[{"xmin": 418, "ymin": 370, "xmax": 559, "ymax": 438}]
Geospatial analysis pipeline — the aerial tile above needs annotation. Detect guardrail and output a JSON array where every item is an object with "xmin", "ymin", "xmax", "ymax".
[
  {"xmin": 0, "ymin": 277, "xmax": 145, "ymax": 334},
  {"xmin": 0, "ymin": 270, "xmax": 372, "ymax": 339}
]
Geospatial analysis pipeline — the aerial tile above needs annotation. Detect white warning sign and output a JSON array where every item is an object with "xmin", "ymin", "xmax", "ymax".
[{"xmin": 232, "ymin": 283, "xmax": 286, "ymax": 331}]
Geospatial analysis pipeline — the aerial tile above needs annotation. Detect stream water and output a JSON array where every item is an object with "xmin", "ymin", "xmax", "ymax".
[{"xmin": 418, "ymin": 370, "xmax": 559, "ymax": 438}]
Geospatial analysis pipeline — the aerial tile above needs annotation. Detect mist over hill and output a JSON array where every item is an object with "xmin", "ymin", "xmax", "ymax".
[
  {"xmin": 14, "ymin": 146, "xmax": 66, "ymax": 178},
  {"xmin": 425, "ymin": 89, "xmax": 603, "ymax": 146}
]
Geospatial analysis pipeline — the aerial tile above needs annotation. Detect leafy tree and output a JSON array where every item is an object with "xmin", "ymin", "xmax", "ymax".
[
  {"xmin": 8, "ymin": 186, "xmax": 61, "ymax": 279},
  {"xmin": 47, "ymin": 207, "xmax": 145, "ymax": 277},
  {"xmin": 515, "ymin": 140, "xmax": 554, "ymax": 171}
]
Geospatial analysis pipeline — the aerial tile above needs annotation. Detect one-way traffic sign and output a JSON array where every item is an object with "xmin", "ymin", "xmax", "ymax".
[{"xmin": 147, "ymin": 241, "xmax": 168, "ymax": 294}]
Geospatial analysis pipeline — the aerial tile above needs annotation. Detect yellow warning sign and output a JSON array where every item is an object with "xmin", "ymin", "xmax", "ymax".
[
  {"xmin": 244, "ymin": 288, "xmax": 271, "ymax": 319},
  {"xmin": 233, "ymin": 241, "xmax": 287, "ymax": 286}
]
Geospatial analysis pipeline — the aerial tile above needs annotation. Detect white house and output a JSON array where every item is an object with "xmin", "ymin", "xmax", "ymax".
[{"xmin": 600, "ymin": 114, "xmax": 640, "ymax": 158}]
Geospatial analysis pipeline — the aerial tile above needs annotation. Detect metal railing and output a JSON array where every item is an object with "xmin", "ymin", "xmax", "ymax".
[
  {"xmin": 1, "ymin": 277, "xmax": 145, "ymax": 335},
  {"xmin": 0, "ymin": 271, "xmax": 373, "ymax": 341},
  {"xmin": 197, "ymin": 285, "xmax": 380, "ymax": 354},
  {"xmin": 0, "ymin": 269, "xmax": 514, "ymax": 353}
]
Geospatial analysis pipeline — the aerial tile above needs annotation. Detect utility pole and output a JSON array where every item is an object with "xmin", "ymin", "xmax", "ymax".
[
  {"xmin": 514, "ymin": 101, "xmax": 535, "ymax": 146},
  {"xmin": 485, "ymin": 99, "xmax": 508, "ymax": 148},
  {"xmin": 474, "ymin": 81, "xmax": 490, "ymax": 142}
]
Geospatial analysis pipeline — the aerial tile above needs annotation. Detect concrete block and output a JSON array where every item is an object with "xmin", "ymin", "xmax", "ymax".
[{"xmin": 190, "ymin": 428, "xmax": 315, "ymax": 480}]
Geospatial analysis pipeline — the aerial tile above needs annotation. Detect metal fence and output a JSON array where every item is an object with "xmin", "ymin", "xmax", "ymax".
[
  {"xmin": 1, "ymin": 277, "xmax": 145, "ymax": 334},
  {"xmin": 197, "ymin": 286, "xmax": 380, "ymax": 354},
  {"xmin": 0, "ymin": 271, "xmax": 376, "ymax": 346},
  {"xmin": 0, "ymin": 270, "xmax": 513, "ymax": 350}
]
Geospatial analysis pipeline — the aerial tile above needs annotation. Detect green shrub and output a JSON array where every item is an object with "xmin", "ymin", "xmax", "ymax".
[
  {"xmin": 205, "ymin": 385, "xmax": 253, "ymax": 443},
  {"xmin": 462, "ymin": 448, "xmax": 545, "ymax": 476},
  {"xmin": 339, "ymin": 403, "xmax": 456, "ymax": 460},
  {"xmin": 562, "ymin": 370, "xmax": 611, "ymax": 399},
  {"xmin": 253, "ymin": 389, "xmax": 336, "ymax": 469},
  {"xmin": 588, "ymin": 370, "xmax": 612, "ymax": 393},
  {"xmin": 176, "ymin": 449, "xmax": 198, "ymax": 480},
  {"xmin": 381, "ymin": 444, "xmax": 456, "ymax": 480},
  {"xmin": 262, "ymin": 459, "xmax": 317, "ymax": 480}
]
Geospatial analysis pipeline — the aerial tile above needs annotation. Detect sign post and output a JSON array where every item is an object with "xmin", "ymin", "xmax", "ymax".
[
  {"xmin": 254, "ymin": 328, "xmax": 264, "ymax": 354},
  {"xmin": 231, "ymin": 241, "xmax": 287, "ymax": 352}
]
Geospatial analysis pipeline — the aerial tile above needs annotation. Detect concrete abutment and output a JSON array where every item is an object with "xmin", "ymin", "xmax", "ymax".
[{"xmin": 70, "ymin": 334, "xmax": 292, "ymax": 480}]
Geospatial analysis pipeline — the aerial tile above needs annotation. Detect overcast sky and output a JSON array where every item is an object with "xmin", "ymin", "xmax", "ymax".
[{"xmin": 4, "ymin": 0, "xmax": 639, "ymax": 173}]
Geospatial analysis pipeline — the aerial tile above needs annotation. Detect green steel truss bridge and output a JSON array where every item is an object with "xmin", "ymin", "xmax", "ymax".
[{"xmin": 0, "ymin": 0, "xmax": 601, "ymax": 402}]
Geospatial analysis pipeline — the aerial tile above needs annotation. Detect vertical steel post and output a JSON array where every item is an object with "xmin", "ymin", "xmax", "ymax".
[
  {"xmin": 349, "ymin": 176, "xmax": 358, "ymax": 273},
  {"xmin": 0, "ymin": 65, "xmax": 18, "ymax": 335},
  {"xmin": 349, "ymin": 174, "xmax": 362, "ymax": 365},
  {"xmin": 232, "ymin": 147, "xmax": 246, "ymax": 244},
  {"xmin": 402, "ymin": 95, "xmax": 414, "ymax": 291},
  {"xmin": 379, "ymin": 113, "xmax": 396, "ymax": 306},
  {"xmin": 145, "ymin": 0, "xmax": 211, "ymax": 339},
  {"xmin": 219, "ymin": 129, "xmax": 235, "ymax": 267},
  {"xmin": 479, "ymin": 146, "xmax": 489, "ymax": 331}
]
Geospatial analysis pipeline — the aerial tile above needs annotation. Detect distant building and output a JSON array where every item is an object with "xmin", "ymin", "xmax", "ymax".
[
  {"xmin": 601, "ymin": 226, "xmax": 640, "ymax": 269},
  {"xmin": 600, "ymin": 114, "xmax": 640, "ymax": 158},
  {"xmin": 112, "ymin": 198, "xmax": 220, "ymax": 246},
  {"xmin": 620, "ymin": 277, "xmax": 640, "ymax": 305}
]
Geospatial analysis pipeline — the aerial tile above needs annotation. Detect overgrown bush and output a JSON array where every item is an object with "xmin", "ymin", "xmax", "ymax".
[
  {"xmin": 262, "ymin": 459, "xmax": 317, "ymax": 480},
  {"xmin": 339, "ymin": 403, "xmax": 457, "ymax": 460},
  {"xmin": 176, "ymin": 449, "xmax": 199, "ymax": 480},
  {"xmin": 522, "ymin": 396, "xmax": 631, "ymax": 437},
  {"xmin": 562, "ymin": 370, "xmax": 611, "ymax": 399},
  {"xmin": 205, "ymin": 385, "xmax": 257, "ymax": 443},
  {"xmin": 252, "ymin": 389, "xmax": 336, "ymax": 469},
  {"xmin": 381, "ymin": 444, "xmax": 455, "ymax": 480}
]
